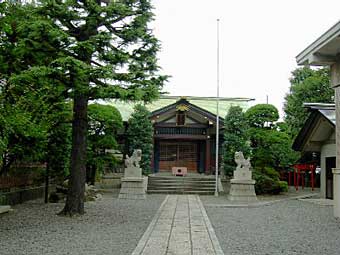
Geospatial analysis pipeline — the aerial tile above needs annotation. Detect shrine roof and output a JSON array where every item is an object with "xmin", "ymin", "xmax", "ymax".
[
  {"xmin": 107, "ymin": 96, "xmax": 254, "ymax": 121},
  {"xmin": 297, "ymin": 20, "xmax": 340, "ymax": 66},
  {"xmin": 293, "ymin": 103, "xmax": 335, "ymax": 152}
]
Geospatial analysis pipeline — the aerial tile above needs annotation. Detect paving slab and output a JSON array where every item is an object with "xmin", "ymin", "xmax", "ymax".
[{"xmin": 132, "ymin": 195, "xmax": 224, "ymax": 255}]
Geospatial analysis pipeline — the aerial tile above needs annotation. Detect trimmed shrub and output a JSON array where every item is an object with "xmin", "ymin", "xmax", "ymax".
[
  {"xmin": 279, "ymin": 181, "xmax": 289, "ymax": 193},
  {"xmin": 253, "ymin": 167, "xmax": 286, "ymax": 195}
]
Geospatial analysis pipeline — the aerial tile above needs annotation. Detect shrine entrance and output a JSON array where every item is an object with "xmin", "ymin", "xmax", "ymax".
[
  {"xmin": 326, "ymin": 157, "xmax": 335, "ymax": 199},
  {"xmin": 158, "ymin": 141, "xmax": 199, "ymax": 171},
  {"xmin": 149, "ymin": 98, "xmax": 226, "ymax": 174}
]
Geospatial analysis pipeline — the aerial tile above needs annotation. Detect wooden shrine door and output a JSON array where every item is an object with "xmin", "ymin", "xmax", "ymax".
[{"xmin": 159, "ymin": 141, "xmax": 198, "ymax": 171}]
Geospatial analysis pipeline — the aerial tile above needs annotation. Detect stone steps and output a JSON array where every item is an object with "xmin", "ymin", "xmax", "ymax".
[
  {"xmin": 149, "ymin": 180, "xmax": 216, "ymax": 183},
  {"xmin": 148, "ymin": 182, "xmax": 215, "ymax": 186},
  {"xmin": 147, "ymin": 190, "xmax": 214, "ymax": 195},
  {"xmin": 147, "ymin": 176, "xmax": 216, "ymax": 195}
]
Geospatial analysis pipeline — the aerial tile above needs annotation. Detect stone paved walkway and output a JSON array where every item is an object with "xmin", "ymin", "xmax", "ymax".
[{"xmin": 132, "ymin": 195, "xmax": 224, "ymax": 255}]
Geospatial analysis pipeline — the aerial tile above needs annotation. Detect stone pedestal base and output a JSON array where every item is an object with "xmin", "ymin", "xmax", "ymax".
[
  {"xmin": 118, "ymin": 177, "xmax": 146, "ymax": 200},
  {"xmin": 228, "ymin": 179, "xmax": 257, "ymax": 202}
]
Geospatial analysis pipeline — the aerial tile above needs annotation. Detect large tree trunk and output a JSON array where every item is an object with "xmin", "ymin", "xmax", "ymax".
[{"xmin": 59, "ymin": 93, "xmax": 88, "ymax": 216}]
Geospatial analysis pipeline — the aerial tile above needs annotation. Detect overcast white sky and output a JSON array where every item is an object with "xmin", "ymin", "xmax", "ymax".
[{"xmin": 150, "ymin": 0, "xmax": 340, "ymax": 118}]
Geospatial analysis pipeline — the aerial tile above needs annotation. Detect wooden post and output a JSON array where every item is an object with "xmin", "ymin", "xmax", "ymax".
[
  {"xmin": 151, "ymin": 138, "xmax": 155, "ymax": 172},
  {"xmin": 294, "ymin": 167, "xmax": 297, "ymax": 190},
  {"xmin": 205, "ymin": 139, "xmax": 211, "ymax": 174},
  {"xmin": 311, "ymin": 165, "xmax": 315, "ymax": 191}
]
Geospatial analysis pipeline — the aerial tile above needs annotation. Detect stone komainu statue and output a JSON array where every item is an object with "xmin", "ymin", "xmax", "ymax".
[
  {"xmin": 125, "ymin": 149, "xmax": 142, "ymax": 168},
  {"xmin": 234, "ymin": 151, "xmax": 251, "ymax": 170}
]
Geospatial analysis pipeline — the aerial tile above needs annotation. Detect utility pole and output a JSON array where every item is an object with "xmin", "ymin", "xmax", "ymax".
[{"xmin": 215, "ymin": 19, "xmax": 220, "ymax": 197}]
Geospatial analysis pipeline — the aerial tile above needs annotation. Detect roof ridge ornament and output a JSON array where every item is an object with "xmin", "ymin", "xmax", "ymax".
[{"xmin": 176, "ymin": 104, "xmax": 189, "ymax": 111}]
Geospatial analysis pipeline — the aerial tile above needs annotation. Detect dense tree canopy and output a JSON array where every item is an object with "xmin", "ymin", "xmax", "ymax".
[
  {"xmin": 284, "ymin": 67, "xmax": 333, "ymax": 138},
  {"xmin": 0, "ymin": 2, "xmax": 69, "ymax": 177},
  {"xmin": 0, "ymin": 0, "xmax": 167, "ymax": 215}
]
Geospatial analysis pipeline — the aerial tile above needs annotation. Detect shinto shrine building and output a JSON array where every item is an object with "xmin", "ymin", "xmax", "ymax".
[{"xmin": 113, "ymin": 96, "xmax": 253, "ymax": 174}]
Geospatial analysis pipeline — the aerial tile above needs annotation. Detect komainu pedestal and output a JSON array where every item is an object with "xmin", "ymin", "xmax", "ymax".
[
  {"xmin": 229, "ymin": 151, "xmax": 257, "ymax": 202},
  {"xmin": 118, "ymin": 149, "xmax": 146, "ymax": 200}
]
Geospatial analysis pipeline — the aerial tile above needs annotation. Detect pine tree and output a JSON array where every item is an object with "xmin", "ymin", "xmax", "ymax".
[
  {"xmin": 2, "ymin": 0, "xmax": 166, "ymax": 215},
  {"xmin": 0, "ymin": 2, "xmax": 69, "ymax": 176}
]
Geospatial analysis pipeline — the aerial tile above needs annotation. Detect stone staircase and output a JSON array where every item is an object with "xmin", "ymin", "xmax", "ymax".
[{"xmin": 147, "ymin": 175, "xmax": 216, "ymax": 195}]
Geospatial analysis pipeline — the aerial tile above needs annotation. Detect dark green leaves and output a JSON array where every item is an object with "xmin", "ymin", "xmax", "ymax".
[
  {"xmin": 222, "ymin": 106, "xmax": 250, "ymax": 177},
  {"xmin": 284, "ymin": 67, "xmax": 333, "ymax": 138},
  {"xmin": 126, "ymin": 104, "xmax": 153, "ymax": 174},
  {"xmin": 245, "ymin": 104, "xmax": 279, "ymax": 128}
]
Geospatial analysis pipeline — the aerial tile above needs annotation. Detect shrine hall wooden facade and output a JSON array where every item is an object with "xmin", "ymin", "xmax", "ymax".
[
  {"xmin": 150, "ymin": 98, "xmax": 223, "ymax": 173},
  {"xmin": 113, "ymin": 96, "xmax": 253, "ymax": 174}
]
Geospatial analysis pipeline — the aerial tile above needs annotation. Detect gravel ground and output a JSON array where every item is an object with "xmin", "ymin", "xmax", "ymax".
[
  {"xmin": 203, "ymin": 198, "xmax": 340, "ymax": 255},
  {"xmin": 0, "ymin": 193, "xmax": 166, "ymax": 255},
  {"xmin": 201, "ymin": 188, "xmax": 319, "ymax": 206}
]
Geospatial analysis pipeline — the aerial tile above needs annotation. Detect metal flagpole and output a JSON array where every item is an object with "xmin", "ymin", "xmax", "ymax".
[{"xmin": 215, "ymin": 19, "xmax": 220, "ymax": 197}]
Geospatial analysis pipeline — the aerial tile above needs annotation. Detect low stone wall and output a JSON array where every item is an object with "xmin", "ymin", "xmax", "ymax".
[
  {"xmin": 96, "ymin": 175, "xmax": 123, "ymax": 189},
  {"xmin": 0, "ymin": 185, "xmax": 55, "ymax": 205}
]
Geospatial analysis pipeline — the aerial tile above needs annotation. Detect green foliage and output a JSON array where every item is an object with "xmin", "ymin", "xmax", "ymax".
[
  {"xmin": 284, "ymin": 67, "xmax": 333, "ymax": 138},
  {"xmin": 0, "ymin": 0, "xmax": 166, "ymax": 214},
  {"xmin": 87, "ymin": 103, "xmax": 123, "ymax": 182},
  {"xmin": 245, "ymin": 104, "xmax": 298, "ymax": 194},
  {"xmin": 0, "ymin": 95, "xmax": 49, "ymax": 175},
  {"xmin": 126, "ymin": 104, "xmax": 153, "ymax": 175},
  {"xmin": 222, "ymin": 106, "xmax": 250, "ymax": 177},
  {"xmin": 253, "ymin": 167, "xmax": 286, "ymax": 195},
  {"xmin": 245, "ymin": 104, "xmax": 279, "ymax": 128},
  {"xmin": 248, "ymin": 128, "xmax": 298, "ymax": 169},
  {"xmin": 27, "ymin": 0, "xmax": 168, "ymax": 102},
  {"xmin": 246, "ymin": 104, "xmax": 298, "ymax": 170},
  {"xmin": 279, "ymin": 181, "xmax": 288, "ymax": 193},
  {"xmin": 0, "ymin": 2, "xmax": 70, "ymax": 178},
  {"xmin": 46, "ymin": 107, "xmax": 72, "ymax": 181}
]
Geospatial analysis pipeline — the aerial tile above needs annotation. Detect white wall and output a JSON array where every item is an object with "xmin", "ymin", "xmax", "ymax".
[{"xmin": 320, "ymin": 142, "xmax": 336, "ymax": 198}]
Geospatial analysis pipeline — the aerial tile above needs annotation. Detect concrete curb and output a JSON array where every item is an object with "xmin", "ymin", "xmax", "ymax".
[
  {"xmin": 131, "ymin": 195, "xmax": 169, "ymax": 255},
  {"xmin": 204, "ymin": 193, "xmax": 319, "ymax": 208},
  {"xmin": 196, "ymin": 196, "xmax": 224, "ymax": 255},
  {"xmin": 0, "ymin": 205, "xmax": 12, "ymax": 214}
]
